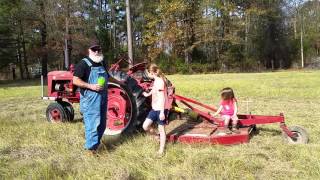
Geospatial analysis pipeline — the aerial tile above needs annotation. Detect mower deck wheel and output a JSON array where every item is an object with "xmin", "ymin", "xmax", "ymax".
[{"xmin": 282, "ymin": 125, "xmax": 309, "ymax": 144}]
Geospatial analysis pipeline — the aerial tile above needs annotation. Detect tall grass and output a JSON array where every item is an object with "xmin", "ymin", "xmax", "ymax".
[{"xmin": 1, "ymin": 71, "xmax": 320, "ymax": 179}]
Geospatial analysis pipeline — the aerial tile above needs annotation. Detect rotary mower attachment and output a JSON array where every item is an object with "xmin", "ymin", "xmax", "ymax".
[{"xmin": 166, "ymin": 94, "xmax": 309, "ymax": 145}]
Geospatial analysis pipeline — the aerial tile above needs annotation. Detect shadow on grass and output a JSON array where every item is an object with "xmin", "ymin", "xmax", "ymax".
[
  {"xmin": 101, "ymin": 131, "xmax": 146, "ymax": 152},
  {"xmin": 249, "ymin": 126, "xmax": 282, "ymax": 141},
  {"xmin": 68, "ymin": 117, "xmax": 145, "ymax": 152},
  {"xmin": 257, "ymin": 127, "xmax": 282, "ymax": 136},
  {"xmin": 69, "ymin": 118, "xmax": 83, "ymax": 123},
  {"xmin": 0, "ymin": 78, "xmax": 41, "ymax": 88},
  {"xmin": 166, "ymin": 119, "xmax": 204, "ymax": 141}
]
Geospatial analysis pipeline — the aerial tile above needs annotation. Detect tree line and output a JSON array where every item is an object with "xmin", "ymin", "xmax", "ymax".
[{"xmin": 0, "ymin": 0, "xmax": 319, "ymax": 78}]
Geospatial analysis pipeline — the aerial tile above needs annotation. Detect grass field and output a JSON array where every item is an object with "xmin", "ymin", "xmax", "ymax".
[{"xmin": 1, "ymin": 70, "xmax": 320, "ymax": 179}]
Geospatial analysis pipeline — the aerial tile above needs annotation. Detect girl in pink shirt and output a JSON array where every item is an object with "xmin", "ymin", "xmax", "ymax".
[{"xmin": 211, "ymin": 87, "xmax": 240, "ymax": 134}]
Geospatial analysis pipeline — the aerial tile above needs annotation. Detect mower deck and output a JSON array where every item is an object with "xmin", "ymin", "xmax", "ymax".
[{"xmin": 166, "ymin": 119, "xmax": 252, "ymax": 145}]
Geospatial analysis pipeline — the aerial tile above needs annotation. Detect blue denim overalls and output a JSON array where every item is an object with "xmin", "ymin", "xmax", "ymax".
[{"xmin": 80, "ymin": 58, "xmax": 108, "ymax": 150}]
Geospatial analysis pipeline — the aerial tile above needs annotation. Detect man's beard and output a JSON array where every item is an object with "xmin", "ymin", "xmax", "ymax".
[{"xmin": 89, "ymin": 54, "xmax": 104, "ymax": 63}]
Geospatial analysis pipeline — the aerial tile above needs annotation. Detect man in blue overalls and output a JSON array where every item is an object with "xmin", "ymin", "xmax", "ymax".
[{"xmin": 73, "ymin": 42, "xmax": 120, "ymax": 154}]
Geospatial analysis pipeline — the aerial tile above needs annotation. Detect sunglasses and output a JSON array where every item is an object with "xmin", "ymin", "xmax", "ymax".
[{"xmin": 91, "ymin": 47, "xmax": 102, "ymax": 53}]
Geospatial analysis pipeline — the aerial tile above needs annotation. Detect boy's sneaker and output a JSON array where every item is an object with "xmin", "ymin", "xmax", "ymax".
[
  {"xmin": 232, "ymin": 127, "xmax": 241, "ymax": 134},
  {"xmin": 224, "ymin": 128, "xmax": 232, "ymax": 134}
]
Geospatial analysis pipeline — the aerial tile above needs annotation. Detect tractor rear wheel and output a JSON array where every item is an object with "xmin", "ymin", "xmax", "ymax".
[
  {"xmin": 60, "ymin": 101, "xmax": 75, "ymax": 121},
  {"xmin": 46, "ymin": 102, "xmax": 68, "ymax": 123},
  {"xmin": 105, "ymin": 82, "xmax": 137, "ymax": 136},
  {"xmin": 104, "ymin": 71, "xmax": 150, "ymax": 140},
  {"xmin": 282, "ymin": 126, "xmax": 309, "ymax": 144}
]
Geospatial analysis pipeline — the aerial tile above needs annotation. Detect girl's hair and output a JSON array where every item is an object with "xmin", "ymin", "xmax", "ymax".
[
  {"xmin": 220, "ymin": 87, "xmax": 235, "ymax": 100},
  {"xmin": 148, "ymin": 63, "xmax": 164, "ymax": 78}
]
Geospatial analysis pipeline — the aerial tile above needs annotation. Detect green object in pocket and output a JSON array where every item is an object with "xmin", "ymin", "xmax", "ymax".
[{"xmin": 97, "ymin": 76, "xmax": 106, "ymax": 86}]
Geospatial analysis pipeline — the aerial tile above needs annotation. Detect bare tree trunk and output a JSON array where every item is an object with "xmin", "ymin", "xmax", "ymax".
[
  {"xmin": 99, "ymin": 0, "xmax": 103, "ymax": 18},
  {"xmin": 215, "ymin": 10, "xmax": 220, "ymax": 67},
  {"xmin": 111, "ymin": 0, "xmax": 117, "ymax": 58},
  {"xmin": 16, "ymin": 35, "xmax": 24, "ymax": 79},
  {"xmin": 125, "ymin": 0, "xmax": 133, "ymax": 67},
  {"xmin": 211, "ymin": 7, "xmax": 215, "ymax": 70},
  {"xmin": 300, "ymin": 13, "xmax": 304, "ymax": 68},
  {"xmin": 184, "ymin": 2, "xmax": 196, "ymax": 65},
  {"xmin": 12, "ymin": 65, "xmax": 16, "ymax": 80},
  {"xmin": 314, "ymin": 1, "xmax": 320, "ymax": 56},
  {"xmin": 245, "ymin": 12, "xmax": 250, "ymax": 56},
  {"xmin": 64, "ymin": 0, "xmax": 72, "ymax": 70},
  {"xmin": 64, "ymin": 17, "xmax": 70, "ymax": 70},
  {"xmin": 21, "ymin": 23, "xmax": 29, "ymax": 79},
  {"xmin": 22, "ymin": 35, "xmax": 30, "ymax": 79},
  {"xmin": 184, "ymin": 21, "xmax": 190, "ymax": 64},
  {"xmin": 203, "ymin": 3, "xmax": 209, "ymax": 64},
  {"xmin": 40, "ymin": 1, "xmax": 48, "ymax": 77},
  {"xmin": 15, "ymin": 18, "xmax": 24, "ymax": 79},
  {"xmin": 184, "ymin": 43, "xmax": 190, "ymax": 64},
  {"xmin": 294, "ymin": 14, "xmax": 297, "ymax": 39}
]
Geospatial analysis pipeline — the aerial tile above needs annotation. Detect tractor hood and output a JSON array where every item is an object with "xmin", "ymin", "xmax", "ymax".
[{"xmin": 48, "ymin": 71, "xmax": 74, "ymax": 80}]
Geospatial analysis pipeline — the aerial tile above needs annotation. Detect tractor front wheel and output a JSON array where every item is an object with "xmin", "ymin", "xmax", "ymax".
[
  {"xmin": 46, "ymin": 102, "xmax": 68, "ymax": 123},
  {"xmin": 282, "ymin": 126, "xmax": 309, "ymax": 144}
]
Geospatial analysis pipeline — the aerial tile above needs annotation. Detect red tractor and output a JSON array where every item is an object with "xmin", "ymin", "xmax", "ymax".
[
  {"xmin": 42, "ymin": 57, "xmax": 309, "ymax": 145},
  {"xmin": 42, "ymin": 57, "xmax": 159, "ymax": 136}
]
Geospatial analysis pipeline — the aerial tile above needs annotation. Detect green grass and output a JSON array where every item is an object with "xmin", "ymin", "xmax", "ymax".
[{"xmin": 1, "ymin": 71, "xmax": 320, "ymax": 179}]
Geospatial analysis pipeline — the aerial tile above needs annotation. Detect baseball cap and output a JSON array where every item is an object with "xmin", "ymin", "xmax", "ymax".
[{"xmin": 89, "ymin": 40, "xmax": 101, "ymax": 50}]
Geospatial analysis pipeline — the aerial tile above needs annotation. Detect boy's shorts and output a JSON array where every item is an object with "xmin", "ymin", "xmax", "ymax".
[{"xmin": 146, "ymin": 109, "xmax": 169, "ymax": 125}]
